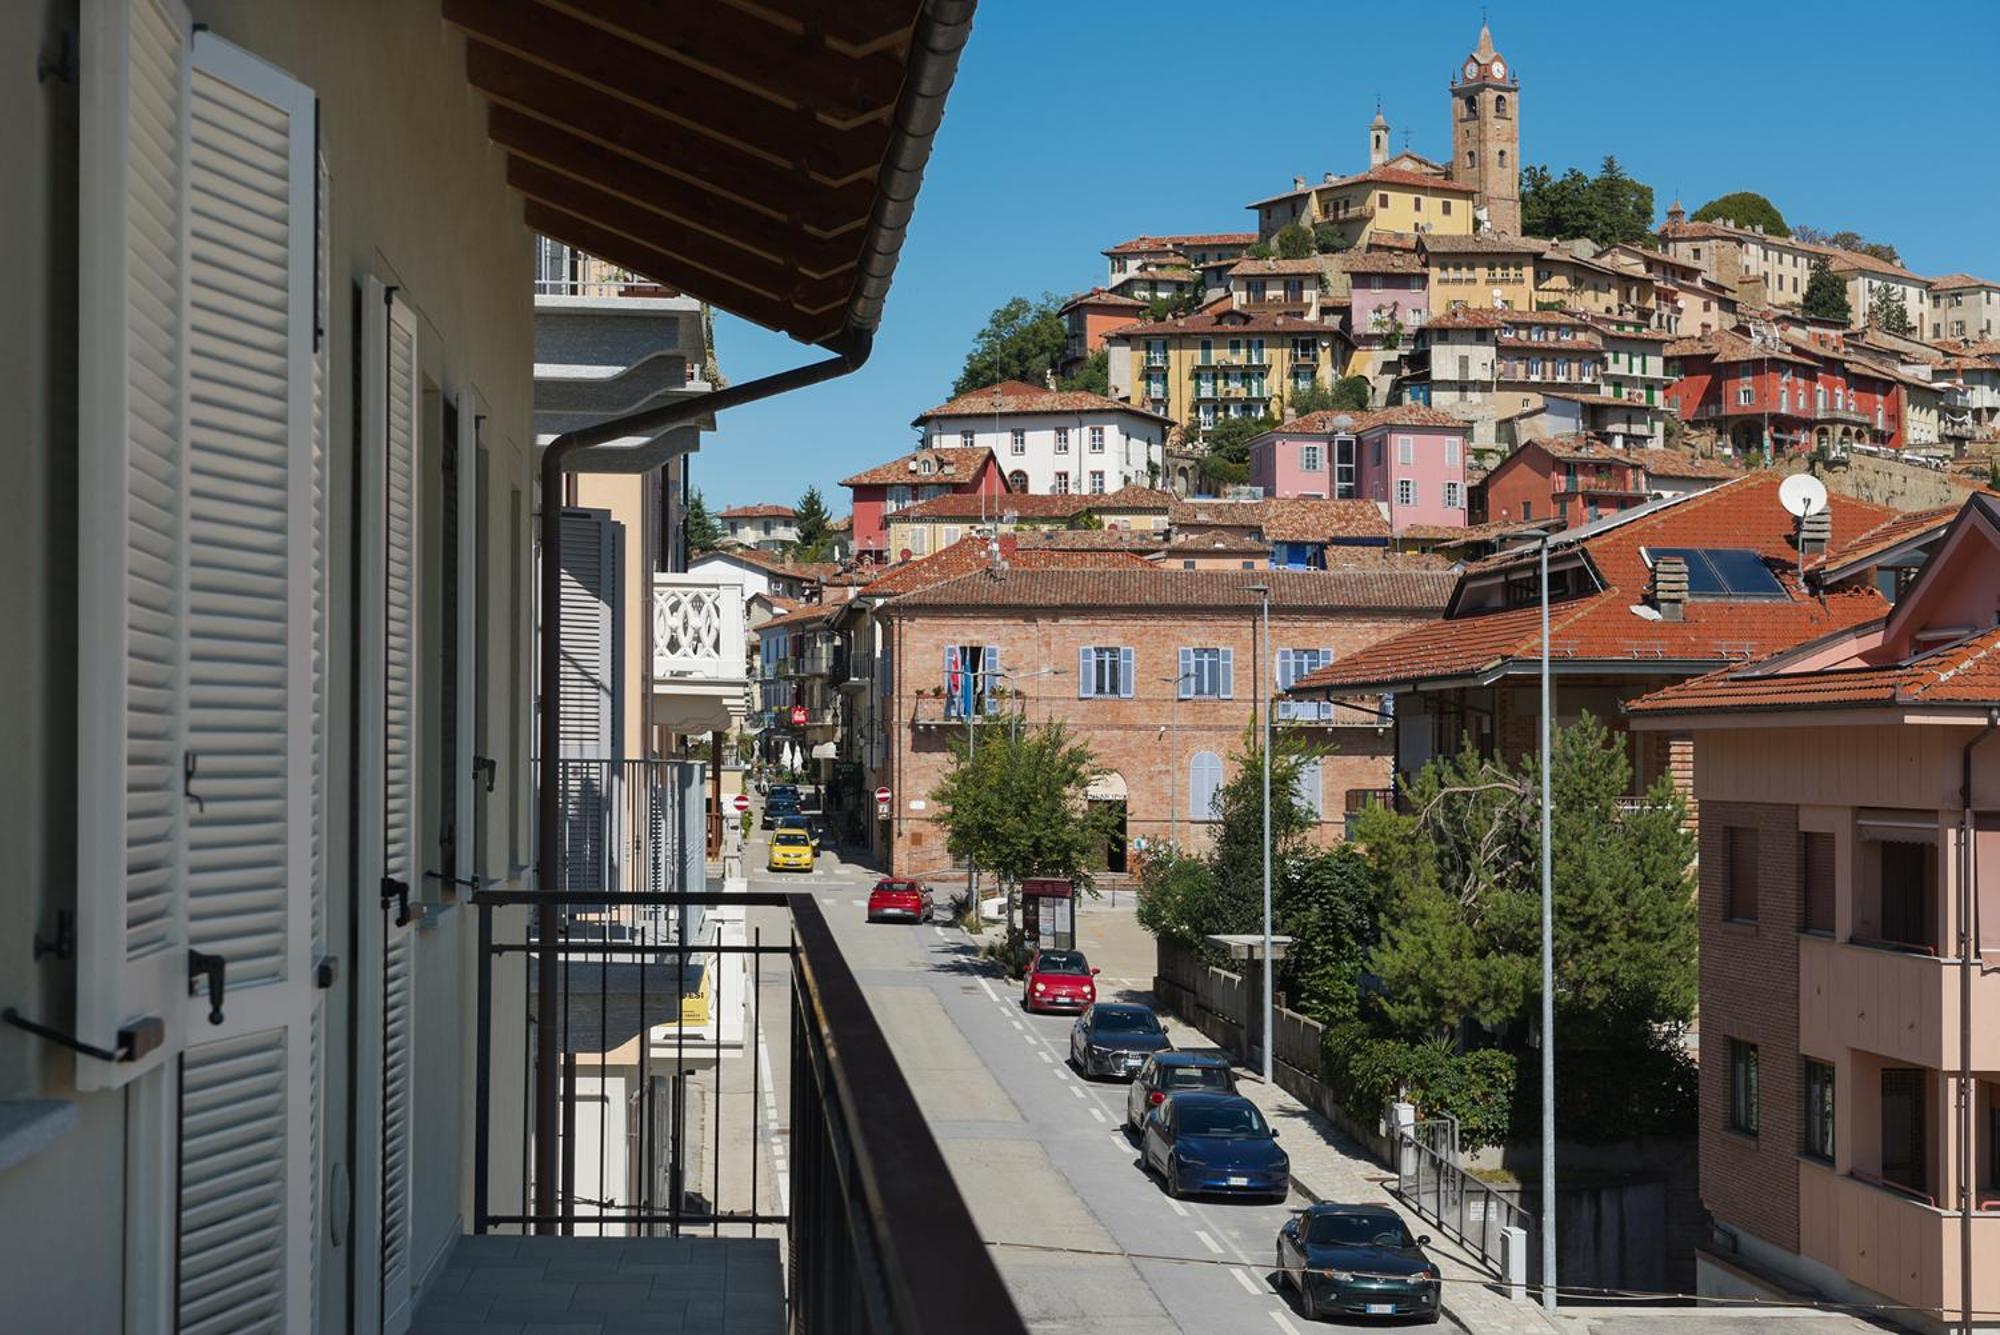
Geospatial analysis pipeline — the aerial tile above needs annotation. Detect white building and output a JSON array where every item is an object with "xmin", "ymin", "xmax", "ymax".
[
  {"xmin": 911, "ymin": 379, "xmax": 1171, "ymax": 495},
  {"xmin": 718, "ymin": 503, "xmax": 799, "ymax": 551}
]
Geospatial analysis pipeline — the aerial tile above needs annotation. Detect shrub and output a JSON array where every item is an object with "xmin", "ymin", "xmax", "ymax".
[{"xmin": 1325, "ymin": 1026, "xmax": 1518, "ymax": 1153}]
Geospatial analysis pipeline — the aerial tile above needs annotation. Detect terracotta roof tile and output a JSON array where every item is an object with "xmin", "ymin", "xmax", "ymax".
[
  {"xmin": 1106, "ymin": 309, "xmax": 1341, "ymax": 339},
  {"xmin": 883, "ymin": 566, "xmax": 1455, "ymax": 613},
  {"xmin": 1290, "ymin": 474, "xmax": 1898, "ymax": 694},
  {"xmin": 1628, "ymin": 625, "xmax": 2000, "ymax": 714},
  {"xmin": 894, "ymin": 491, "xmax": 1096, "ymax": 522},
  {"xmin": 1928, "ymin": 273, "xmax": 2000, "ymax": 292},
  {"xmin": 1226, "ymin": 257, "xmax": 1331, "ymax": 277},
  {"xmin": 1166, "ymin": 496, "xmax": 1392, "ymax": 541},
  {"xmin": 839, "ymin": 445, "xmax": 1002, "ymax": 488},
  {"xmin": 1336, "ymin": 250, "xmax": 1429, "ymax": 274},
  {"xmin": 1060, "ymin": 286, "xmax": 1149, "ymax": 312},
  {"xmin": 1417, "ymin": 232, "xmax": 1548, "ymax": 255},
  {"xmin": 1641, "ymin": 448, "xmax": 1744, "ymax": 480},
  {"xmin": 1809, "ymin": 504, "xmax": 1956, "ymax": 574},
  {"xmin": 1285, "ymin": 404, "xmax": 1470, "ymax": 434},
  {"xmin": 915, "ymin": 378, "xmax": 1172, "ymax": 424},
  {"xmin": 855, "ymin": 536, "xmax": 1153, "ymax": 597},
  {"xmin": 1162, "ymin": 532, "xmax": 1272, "ymax": 556},
  {"xmin": 1011, "ymin": 528, "xmax": 1170, "ymax": 552},
  {"xmin": 1105, "ymin": 232, "xmax": 1256, "ymax": 255},
  {"xmin": 717, "ymin": 503, "xmax": 796, "ymax": 519}
]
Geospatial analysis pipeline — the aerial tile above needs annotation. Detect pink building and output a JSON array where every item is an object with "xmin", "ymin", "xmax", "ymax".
[
  {"xmin": 1341, "ymin": 251, "xmax": 1429, "ymax": 345},
  {"xmin": 1247, "ymin": 405, "xmax": 1472, "ymax": 531},
  {"xmin": 1628, "ymin": 494, "xmax": 2000, "ymax": 1325}
]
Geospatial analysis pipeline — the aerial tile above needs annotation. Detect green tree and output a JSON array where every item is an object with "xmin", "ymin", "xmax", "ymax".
[
  {"xmin": 1290, "ymin": 376, "xmax": 1372, "ymax": 418},
  {"xmin": 1802, "ymin": 258, "xmax": 1852, "ymax": 324},
  {"xmin": 1311, "ymin": 221, "xmax": 1349, "ymax": 254},
  {"xmin": 1058, "ymin": 347, "xmax": 1110, "ymax": 395},
  {"xmin": 1870, "ymin": 286, "xmax": 1914, "ymax": 336},
  {"xmin": 1068, "ymin": 510, "xmax": 1105, "ymax": 530},
  {"xmin": 930, "ymin": 718, "xmax": 1120, "ymax": 894},
  {"xmin": 1244, "ymin": 239, "xmax": 1275, "ymax": 260},
  {"xmin": 790, "ymin": 486, "xmax": 833, "ymax": 560},
  {"xmin": 954, "ymin": 293, "xmax": 1067, "ymax": 396},
  {"xmin": 1522, "ymin": 157, "xmax": 1654, "ymax": 246},
  {"xmin": 1274, "ymin": 222, "xmax": 1315, "ymax": 260},
  {"xmin": 1691, "ymin": 191, "xmax": 1789, "ymax": 236},
  {"xmin": 684, "ymin": 490, "xmax": 723, "ymax": 552},
  {"xmin": 1195, "ymin": 413, "xmax": 1275, "ymax": 489}
]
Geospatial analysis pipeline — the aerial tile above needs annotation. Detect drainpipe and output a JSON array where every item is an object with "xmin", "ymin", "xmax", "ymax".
[
  {"xmin": 533, "ymin": 332, "xmax": 871, "ymax": 1232},
  {"xmin": 1956, "ymin": 707, "xmax": 1998, "ymax": 1331}
]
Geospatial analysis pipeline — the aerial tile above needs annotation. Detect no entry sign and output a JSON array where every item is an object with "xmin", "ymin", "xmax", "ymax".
[
  {"xmin": 875, "ymin": 787, "xmax": 891, "ymax": 803},
  {"xmin": 730, "ymin": 794, "xmax": 751, "ymax": 813}
]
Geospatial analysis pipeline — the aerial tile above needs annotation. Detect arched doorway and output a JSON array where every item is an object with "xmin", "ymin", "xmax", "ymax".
[{"xmin": 1086, "ymin": 770, "xmax": 1129, "ymax": 873}]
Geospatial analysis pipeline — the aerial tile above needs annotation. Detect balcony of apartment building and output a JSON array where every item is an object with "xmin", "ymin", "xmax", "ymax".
[
  {"xmin": 1796, "ymin": 817, "xmax": 2000, "ymax": 1074},
  {"xmin": 1553, "ymin": 469, "xmax": 1648, "ymax": 503},
  {"xmin": 653, "ymin": 572, "xmax": 750, "ymax": 735}
]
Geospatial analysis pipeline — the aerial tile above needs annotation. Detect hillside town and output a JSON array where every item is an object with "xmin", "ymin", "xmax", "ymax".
[{"xmin": 9, "ymin": 7, "xmax": 2000, "ymax": 1335}]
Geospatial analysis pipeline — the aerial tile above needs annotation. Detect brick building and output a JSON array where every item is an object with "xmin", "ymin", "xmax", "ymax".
[
  {"xmin": 1626, "ymin": 493, "xmax": 2000, "ymax": 1325},
  {"xmin": 872, "ymin": 567, "xmax": 1453, "ymax": 874},
  {"xmin": 1479, "ymin": 434, "xmax": 1653, "ymax": 528}
]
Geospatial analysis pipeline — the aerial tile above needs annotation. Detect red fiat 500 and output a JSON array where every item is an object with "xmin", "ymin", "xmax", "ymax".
[{"xmin": 1023, "ymin": 949, "xmax": 1098, "ymax": 1013}]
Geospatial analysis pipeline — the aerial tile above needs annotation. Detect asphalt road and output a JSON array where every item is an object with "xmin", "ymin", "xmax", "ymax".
[{"xmin": 741, "ymin": 828, "xmax": 1321, "ymax": 1334}]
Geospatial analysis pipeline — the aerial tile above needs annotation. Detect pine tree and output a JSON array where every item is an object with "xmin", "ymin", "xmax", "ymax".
[
  {"xmin": 683, "ymin": 490, "xmax": 723, "ymax": 552},
  {"xmin": 791, "ymin": 486, "xmax": 832, "ymax": 559},
  {"xmin": 1870, "ymin": 286, "xmax": 1914, "ymax": 336},
  {"xmin": 1802, "ymin": 258, "xmax": 1852, "ymax": 324}
]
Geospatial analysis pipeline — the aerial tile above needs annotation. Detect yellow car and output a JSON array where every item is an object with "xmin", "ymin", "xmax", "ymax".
[{"xmin": 767, "ymin": 830, "xmax": 816, "ymax": 872}]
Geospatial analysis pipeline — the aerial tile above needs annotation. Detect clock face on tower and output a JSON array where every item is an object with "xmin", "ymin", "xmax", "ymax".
[
  {"xmin": 1492, "ymin": 59, "xmax": 1506, "ymax": 79},
  {"xmin": 1464, "ymin": 59, "xmax": 1478, "ymax": 79}
]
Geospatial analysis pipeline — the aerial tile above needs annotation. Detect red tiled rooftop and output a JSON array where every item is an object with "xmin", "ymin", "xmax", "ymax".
[
  {"xmin": 882, "ymin": 566, "xmax": 1455, "ymax": 614},
  {"xmin": 1290, "ymin": 474, "xmax": 1898, "ymax": 695},
  {"xmin": 1627, "ymin": 625, "xmax": 2000, "ymax": 714},
  {"xmin": 1809, "ymin": 504, "xmax": 1956, "ymax": 575},
  {"xmin": 717, "ymin": 503, "xmax": 796, "ymax": 519},
  {"xmin": 855, "ymin": 536, "xmax": 1153, "ymax": 598},
  {"xmin": 915, "ymin": 378, "xmax": 1171, "ymax": 423},
  {"xmin": 1105, "ymin": 232, "xmax": 1256, "ymax": 255},
  {"xmin": 839, "ymin": 445, "xmax": 1002, "ymax": 488}
]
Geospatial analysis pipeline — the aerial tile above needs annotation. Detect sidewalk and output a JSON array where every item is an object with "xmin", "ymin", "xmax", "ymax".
[{"xmin": 1152, "ymin": 1006, "xmax": 1560, "ymax": 1335}]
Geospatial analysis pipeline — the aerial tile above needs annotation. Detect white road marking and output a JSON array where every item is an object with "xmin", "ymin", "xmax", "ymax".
[
  {"xmin": 1070, "ymin": 1085, "xmax": 1086, "ymax": 1100},
  {"xmin": 754, "ymin": 1026, "xmax": 789, "ymax": 1216},
  {"xmin": 975, "ymin": 977, "xmax": 1000, "ymax": 1003},
  {"xmin": 1232, "ymin": 1267, "xmax": 1262, "ymax": 1296},
  {"xmin": 1023, "ymin": 1034, "xmax": 1038, "ymax": 1047},
  {"xmin": 820, "ymin": 896, "xmax": 836, "ymax": 904},
  {"xmin": 932, "ymin": 927, "xmax": 947, "ymax": 939},
  {"xmin": 1269, "ymin": 1311, "xmax": 1302, "ymax": 1335},
  {"xmin": 1166, "ymin": 1198, "xmax": 1189, "ymax": 1218},
  {"xmin": 849, "ymin": 898, "xmax": 865, "ymax": 908},
  {"xmin": 1036, "ymin": 1051, "xmax": 1053, "ymax": 1064},
  {"xmin": 1194, "ymin": 1230, "xmax": 1223, "ymax": 1255},
  {"xmin": 1009, "ymin": 1020, "xmax": 1025, "ymax": 1032},
  {"xmin": 1086, "ymin": 1105, "xmax": 1107, "ymax": 1124}
]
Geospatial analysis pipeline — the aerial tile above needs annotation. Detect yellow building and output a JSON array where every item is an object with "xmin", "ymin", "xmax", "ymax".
[
  {"xmin": 1250, "ymin": 167, "xmax": 1476, "ymax": 251},
  {"xmin": 1532, "ymin": 244, "xmax": 1656, "ymax": 319},
  {"xmin": 1418, "ymin": 232, "xmax": 1540, "ymax": 312},
  {"xmin": 1106, "ymin": 308, "xmax": 1351, "ymax": 432}
]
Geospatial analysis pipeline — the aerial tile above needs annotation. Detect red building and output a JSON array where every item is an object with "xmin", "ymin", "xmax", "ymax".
[
  {"xmin": 1479, "ymin": 435, "xmax": 1651, "ymax": 528},
  {"xmin": 1059, "ymin": 288, "xmax": 1148, "ymax": 373},
  {"xmin": 840, "ymin": 445, "xmax": 1008, "ymax": 560},
  {"xmin": 1665, "ymin": 328, "xmax": 1908, "ymax": 456}
]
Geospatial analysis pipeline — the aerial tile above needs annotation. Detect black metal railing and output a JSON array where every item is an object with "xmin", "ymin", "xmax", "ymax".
[
  {"xmin": 473, "ymin": 889, "xmax": 1026, "ymax": 1335},
  {"xmin": 1393, "ymin": 1122, "xmax": 1531, "ymax": 1279}
]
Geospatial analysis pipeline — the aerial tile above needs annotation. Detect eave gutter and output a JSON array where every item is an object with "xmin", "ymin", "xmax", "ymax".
[{"xmin": 529, "ymin": 0, "xmax": 976, "ymax": 1233}]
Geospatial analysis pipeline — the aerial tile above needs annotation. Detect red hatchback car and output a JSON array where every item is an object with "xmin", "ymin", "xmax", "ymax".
[
  {"xmin": 1022, "ymin": 949, "xmax": 1098, "ymax": 1013},
  {"xmin": 866, "ymin": 877, "xmax": 933, "ymax": 923}
]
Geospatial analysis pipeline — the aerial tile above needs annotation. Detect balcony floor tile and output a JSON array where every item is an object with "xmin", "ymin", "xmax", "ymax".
[{"xmin": 412, "ymin": 1236, "xmax": 780, "ymax": 1335}]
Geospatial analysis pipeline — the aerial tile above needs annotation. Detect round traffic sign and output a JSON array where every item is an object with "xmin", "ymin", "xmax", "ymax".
[
  {"xmin": 874, "ymin": 786, "xmax": 892, "ymax": 803},
  {"xmin": 730, "ymin": 793, "xmax": 751, "ymax": 813}
]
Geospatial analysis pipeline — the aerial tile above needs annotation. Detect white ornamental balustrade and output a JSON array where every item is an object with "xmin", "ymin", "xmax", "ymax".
[{"xmin": 652, "ymin": 573, "xmax": 746, "ymax": 681}]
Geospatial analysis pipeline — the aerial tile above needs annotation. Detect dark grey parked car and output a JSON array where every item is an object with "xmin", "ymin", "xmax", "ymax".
[{"xmin": 1067, "ymin": 1003, "xmax": 1170, "ymax": 1080}]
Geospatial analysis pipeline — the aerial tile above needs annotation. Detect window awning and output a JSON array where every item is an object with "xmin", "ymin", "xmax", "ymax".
[{"xmin": 445, "ymin": 0, "xmax": 975, "ymax": 344}]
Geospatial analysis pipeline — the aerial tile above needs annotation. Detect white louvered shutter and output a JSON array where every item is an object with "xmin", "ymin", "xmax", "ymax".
[
  {"xmin": 1176, "ymin": 648, "xmax": 1192, "ymax": 700},
  {"xmin": 307, "ymin": 141, "xmax": 331, "ymax": 1335},
  {"xmin": 558, "ymin": 508, "xmax": 620, "ymax": 891},
  {"xmin": 360, "ymin": 278, "xmax": 422, "ymax": 1335},
  {"xmin": 172, "ymin": 30, "xmax": 319, "ymax": 1335},
  {"xmin": 454, "ymin": 396, "xmax": 480, "ymax": 895},
  {"xmin": 983, "ymin": 643, "xmax": 1000, "ymax": 715},
  {"xmin": 76, "ymin": 0, "xmax": 193, "ymax": 1092}
]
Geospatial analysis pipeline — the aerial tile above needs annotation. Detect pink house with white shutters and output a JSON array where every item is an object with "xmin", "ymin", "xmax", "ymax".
[{"xmin": 1247, "ymin": 405, "xmax": 1472, "ymax": 531}]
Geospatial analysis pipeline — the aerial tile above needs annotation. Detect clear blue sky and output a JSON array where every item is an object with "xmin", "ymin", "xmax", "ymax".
[{"xmin": 696, "ymin": 0, "xmax": 2000, "ymax": 513}]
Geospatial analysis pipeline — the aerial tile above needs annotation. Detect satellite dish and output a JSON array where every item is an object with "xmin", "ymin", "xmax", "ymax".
[{"xmin": 1779, "ymin": 473, "xmax": 1828, "ymax": 518}]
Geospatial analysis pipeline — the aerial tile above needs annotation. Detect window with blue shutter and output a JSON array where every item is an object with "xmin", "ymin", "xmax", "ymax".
[
  {"xmin": 983, "ymin": 643, "xmax": 1001, "ymax": 714},
  {"xmin": 1293, "ymin": 758, "xmax": 1323, "ymax": 819},
  {"xmin": 1276, "ymin": 647, "xmax": 1334, "ymax": 721},
  {"xmin": 1119, "ymin": 646, "xmax": 1135, "ymax": 698},
  {"xmin": 1179, "ymin": 647, "xmax": 1231, "ymax": 699}
]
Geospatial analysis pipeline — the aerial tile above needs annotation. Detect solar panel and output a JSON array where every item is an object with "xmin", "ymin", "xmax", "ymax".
[
  {"xmin": 1644, "ymin": 547, "xmax": 1787, "ymax": 599},
  {"xmin": 1647, "ymin": 547, "xmax": 1727, "ymax": 596},
  {"xmin": 1702, "ymin": 548, "xmax": 1787, "ymax": 598}
]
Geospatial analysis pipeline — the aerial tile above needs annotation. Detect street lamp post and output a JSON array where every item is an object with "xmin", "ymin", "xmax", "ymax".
[
  {"xmin": 1244, "ymin": 583, "xmax": 1274, "ymax": 1085},
  {"xmin": 1537, "ymin": 534, "xmax": 1557, "ymax": 1312}
]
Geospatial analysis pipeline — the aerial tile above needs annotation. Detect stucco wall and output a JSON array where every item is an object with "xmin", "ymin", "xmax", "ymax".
[{"xmin": 0, "ymin": 3, "xmax": 538, "ymax": 1331}]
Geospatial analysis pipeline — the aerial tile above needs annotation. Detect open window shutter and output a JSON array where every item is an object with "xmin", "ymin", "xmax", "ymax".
[
  {"xmin": 307, "ymin": 140, "xmax": 331, "ymax": 1335},
  {"xmin": 359, "ymin": 277, "xmax": 421, "ymax": 1335},
  {"xmin": 1177, "ymin": 648, "xmax": 1191, "ymax": 699},
  {"xmin": 172, "ymin": 30, "xmax": 320, "ymax": 1334},
  {"xmin": 558, "ymin": 508, "xmax": 619, "ymax": 891},
  {"xmin": 1219, "ymin": 649, "xmax": 1235, "ymax": 700},
  {"xmin": 454, "ymin": 398, "xmax": 480, "ymax": 894},
  {"xmin": 1119, "ymin": 646, "xmax": 1135, "ymax": 698},
  {"xmin": 1318, "ymin": 646, "xmax": 1336, "ymax": 721},
  {"xmin": 1294, "ymin": 759, "xmax": 1323, "ymax": 819},
  {"xmin": 983, "ymin": 643, "xmax": 1000, "ymax": 715},
  {"xmin": 76, "ymin": 0, "xmax": 193, "ymax": 1094},
  {"xmin": 1077, "ymin": 646, "xmax": 1094, "ymax": 698}
]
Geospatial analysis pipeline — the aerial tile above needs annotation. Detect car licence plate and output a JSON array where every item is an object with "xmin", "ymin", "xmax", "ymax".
[
  {"xmin": 1226, "ymin": 1176, "xmax": 1249, "ymax": 1187},
  {"xmin": 1365, "ymin": 1304, "xmax": 1396, "ymax": 1316}
]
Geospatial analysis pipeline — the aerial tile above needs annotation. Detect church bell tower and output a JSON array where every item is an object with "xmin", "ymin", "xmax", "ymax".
[{"xmin": 1448, "ymin": 22, "xmax": 1520, "ymax": 234}]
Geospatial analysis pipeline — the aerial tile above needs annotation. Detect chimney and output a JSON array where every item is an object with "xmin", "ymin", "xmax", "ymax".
[
  {"xmin": 1652, "ymin": 555, "xmax": 1689, "ymax": 621},
  {"xmin": 1293, "ymin": 175, "xmax": 1306, "ymax": 191},
  {"xmin": 1797, "ymin": 509, "xmax": 1832, "ymax": 557},
  {"xmin": 1324, "ymin": 171, "xmax": 1336, "ymax": 184}
]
